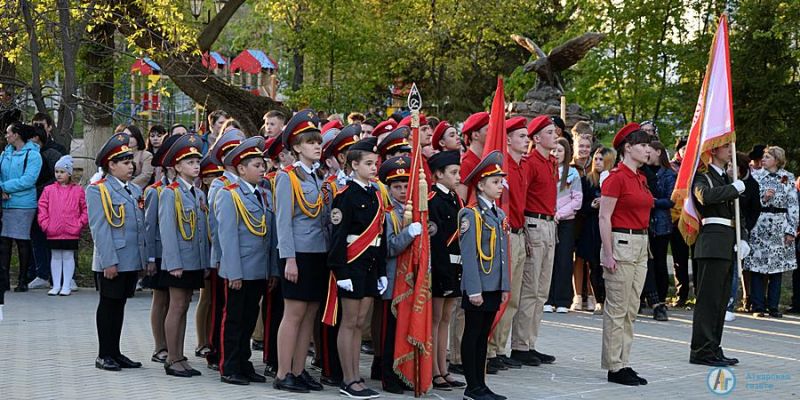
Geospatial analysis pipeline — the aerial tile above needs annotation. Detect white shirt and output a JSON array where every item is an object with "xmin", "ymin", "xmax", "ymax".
[{"xmin": 436, "ymin": 182, "xmax": 451, "ymax": 195}]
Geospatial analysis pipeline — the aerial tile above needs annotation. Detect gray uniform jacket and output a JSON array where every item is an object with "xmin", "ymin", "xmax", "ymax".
[
  {"xmin": 159, "ymin": 179, "xmax": 210, "ymax": 271},
  {"xmin": 275, "ymin": 166, "xmax": 330, "ymax": 258},
  {"xmin": 215, "ymin": 181, "xmax": 278, "ymax": 281},
  {"xmin": 458, "ymin": 198, "xmax": 510, "ymax": 296},
  {"xmin": 87, "ymin": 176, "xmax": 146, "ymax": 272},
  {"xmin": 383, "ymin": 197, "xmax": 416, "ymax": 300},
  {"xmin": 208, "ymin": 171, "xmax": 238, "ymax": 268},
  {"xmin": 144, "ymin": 177, "xmax": 168, "ymax": 261}
]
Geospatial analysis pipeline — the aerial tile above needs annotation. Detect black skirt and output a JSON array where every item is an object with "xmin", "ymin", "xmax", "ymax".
[
  {"xmin": 161, "ymin": 269, "xmax": 205, "ymax": 290},
  {"xmin": 335, "ymin": 258, "xmax": 379, "ymax": 300},
  {"xmin": 47, "ymin": 239, "xmax": 79, "ymax": 250},
  {"xmin": 141, "ymin": 259, "xmax": 170, "ymax": 291},
  {"xmin": 96, "ymin": 271, "xmax": 139, "ymax": 300},
  {"xmin": 461, "ymin": 290, "xmax": 502, "ymax": 312},
  {"xmin": 280, "ymin": 252, "xmax": 328, "ymax": 302},
  {"xmin": 432, "ymin": 262, "xmax": 462, "ymax": 298}
]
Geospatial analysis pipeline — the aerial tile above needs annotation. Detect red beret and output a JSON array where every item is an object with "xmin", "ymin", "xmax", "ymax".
[
  {"xmin": 462, "ymin": 112, "xmax": 490, "ymax": 144},
  {"xmin": 372, "ymin": 120, "xmax": 396, "ymax": 137},
  {"xmin": 527, "ymin": 115, "xmax": 553, "ymax": 137},
  {"xmin": 432, "ymin": 121, "xmax": 452, "ymax": 151},
  {"xmin": 612, "ymin": 122, "xmax": 641, "ymax": 148},
  {"xmin": 321, "ymin": 119, "xmax": 344, "ymax": 135},
  {"xmin": 399, "ymin": 114, "xmax": 427, "ymax": 128},
  {"xmin": 505, "ymin": 116, "xmax": 527, "ymax": 133}
]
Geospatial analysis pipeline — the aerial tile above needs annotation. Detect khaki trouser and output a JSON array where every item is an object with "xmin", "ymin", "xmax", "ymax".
[
  {"xmin": 487, "ymin": 230, "xmax": 526, "ymax": 358},
  {"xmin": 511, "ymin": 217, "xmax": 556, "ymax": 351},
  {"xmin": 252, "ymin": 299, "xmax": 264, "ymax": 341},
  {"xmin": 449, "ymin": 306, "xmax": 465, "ymax": 364},
  {"xmin": 601, "ymin": 232, "xmax": 648, "ymax": 371}
]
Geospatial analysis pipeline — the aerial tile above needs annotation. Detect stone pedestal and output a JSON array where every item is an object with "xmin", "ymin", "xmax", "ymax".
[{"xmin": 509, "ymin": 86, "xmax": 590, "ymax": 131}]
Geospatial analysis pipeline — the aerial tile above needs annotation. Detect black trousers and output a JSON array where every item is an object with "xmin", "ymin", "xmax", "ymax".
[
  {"xmin": 589, "ymin": 260, "xmax": 606, "ymax": 304},
  {"xmin": 548, "ymin": 219, "xmax": 575, "ymax": 307},
  {"xmin": 0, "ymin": 237, "xmax": 32, "ymax": 288},
  {"xmin": 670, "ymin": 227, "xmax": 692, "ymax": 302},
  {"xmin": 792, "ymin": 269, "xmax": 800, "ymax": 309},
  {"xmin": 262, "ymin": 283, "xmax": 284, "ymax": 368},
  {"xmin": 206, "ymin": 270, "xmax": 226, "ymax": 366},
  {"xmin": 380, "ymin": 299, "xmax": 405, "ymax": 390},
  {"xmin": 30, "ymin": 218, "xmax": 51, "ymax": 281},
  {"xmin": 461, "ymin": 308, "xmax": 496, "ymax": 392},
  {"xmin": 220, "ymin": 279, "xmax": 264, "ymax": 377},
  {"xmin": 750, "ymin": 272, "xmax": 783, "ymax": 312},
  {"xmin": 95, "ymin": 271, "xmax": 138, "ymax": 358},
  {"xmin": 319, "ymin": 300, "xmax": 343, "ymax": 380},
  {"xmin": 642, "ymin": 233, "xmax": 670, "ymax": 305},
  {"xmin": 690, "ymin": 258, "xmax": 732, "ymax": 360}
]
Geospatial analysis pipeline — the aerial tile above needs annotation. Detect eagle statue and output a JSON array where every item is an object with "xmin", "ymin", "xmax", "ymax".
[{"xmin": 512, "ymin": 32, "xmax": 605, "ymax": 94}]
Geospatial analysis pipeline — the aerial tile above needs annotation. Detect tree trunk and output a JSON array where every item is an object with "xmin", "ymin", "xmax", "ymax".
[
  {"xmin": 81, "ymin": 22, "xmax": 116, "ymax": 179},
  {"xmin": 19, "ymin": 0, "xmax": 47, "ymax": 114},
  {"xmin": 54, "ymin": 0, "xmax": 80, "ymax": 152}
]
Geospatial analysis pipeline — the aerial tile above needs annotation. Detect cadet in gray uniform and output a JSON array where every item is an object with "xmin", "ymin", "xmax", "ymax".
[
  {"xmin": 204, "ymin": 128, "xmax": 245, "ymax": 371},
  {"xmin": 87, "ymin": 134, "xmax": 146, "ymax": 372},
  {"xmin": 144, "ymin": 134, "xmax": 180, "ymax": 365},
  {"xmin": 215, "ymin": 136, "xmax": 279, "ymax": 385},
  {"xmin": 458, "ymin": 150, "xmax": 510, "ymax": 400},
  {"xmin": 159, "ymin": 134, "xmax": 210, "ymax": 378},
  {"xmin": 274, "ymin": 110, "xmax": 329, "ymax": 394}
]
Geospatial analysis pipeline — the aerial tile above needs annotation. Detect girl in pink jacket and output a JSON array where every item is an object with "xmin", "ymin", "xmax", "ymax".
[{"xmin": 38, "ymin": 155, "xmax": 88, "ymax": 296}]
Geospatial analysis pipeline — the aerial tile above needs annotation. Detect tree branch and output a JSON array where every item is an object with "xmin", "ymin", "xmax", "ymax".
[
  {"xmin": 197, "ymin": 0, "xmax": 246, "ymax": 52},
  {"xmin": 19, "ymin": 0, "xmax": 47, "ymax": 113}
]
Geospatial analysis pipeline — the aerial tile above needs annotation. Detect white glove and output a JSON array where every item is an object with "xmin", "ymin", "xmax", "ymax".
[
  {"xmin": 732, "ymin": 180, "xmax": 745, "ymax": 194},
  {"xmin": 736, "ymin": 240, "xmax": 751, "ymax": 259},
  {"xmin": 337, "ymin": 279, "xmax": 354, "ymax": 292},
  {"xmin": 377, "ymin": 276, "xmax": 388, "ymax": 295},
  {"xmin": 0, "ymin": 304, "xmax": 4, "ymax": 322},
  {"xmin": 407, "ymin": 222, "xmax": 423, "ymax": 237}
]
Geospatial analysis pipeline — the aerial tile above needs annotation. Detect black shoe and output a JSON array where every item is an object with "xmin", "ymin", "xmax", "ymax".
[
  {"xmin": 95, "ymin": 356, "xmax": 121, "ymax": 371},
  {"xmin": 509, "ymin": 350, "xmax": 541, "ymax": 366},
  {"xmin": 482, "ymin": 386, "xmax": 508, "ymax": 400},
  {"xmin": 498, "ymin": 354, "xmax": 522, "ymax": 369},
  {"xmin": 717, "ymin": 354, "xmax": 739, "ymax": 365},
  {"xmin": 463, "ymin": 387, "xmax": 491, "ymax": 400},
  {"xmin": 207, "ymin": 362, "xmax": 219, "ymax": 371},
  {"xmin": 690, "ymin": 356, "xmax": 730, "ymax": 367},
  {"xmin": 360, "ymin": 341, "xmax": 375, "ymax": 355},
  {"xmin": 245, "ymin": 371, "xmax": 266, "ymax": 383},
  {"xmin": 530, "ymin": 349, "xmax": 555, "ymax": 364},
  {"xmin": 486, "ymin": 360, "xmax": 500, "ymax": 375},
  {"xmin": 263, "ymin": 364, "xmax": 277, "ymax": 378},
  {"xmin": 443, "ymin": 373, "xmax": 466, "ymax": 388},
  {"xmin": 14, "ymin": 284, "xmax": 28, "ymax": 292},
  {"xmin": 607, "ymin": 368, "xmax": 639, "ymax": 386},
  {"xmin": 165, "ymin": 362, "xmax": 194, "ymax": 378},
  {"xmin": 433, "ymin": 375, "xmax": 453, "ymax": 390},
  {"xmin": 339, "ymin": 381, "xmax": 373, "ymax": 399},
  {"xmin": 624, "ymin": 368, "xmax": 647, "ymax": 385},
  {"xmin": 221, "ymin": 374, "xmax": 250, "ymax": 385},
  {"xmin": 320, "ymin": 375, "xmax": 342, "ymax": 386},
  {"xmin": 653, "ymin": 304, "xmax": 669, "ymax": 321},
  {"xmin": 786, "ymin": 307, "xmax": 800, "ymax": 314},
  {"xmin": 298, "ymin": 370, "xmax": 323, "ymax": 391},
  {"xmin": 487, "ymin": 357, "xmax": 507, "ymax": 372},
  {"xmin": 370, "ymin": 356, "xmax": 382, "ymax": 380},
  {"xmin": 194, "ymin": 345, "xmax": 210, "ymax": 358},
  {"xmin": 113, "ymin": 354, "xmax": 142, "ymax": 368},
  {"xmin": 310, "ymin": 357, "xmax": 323, "ymax": 371},
  {"xmin": 383, "ymin": 383, "xmax": 404, "ymax": 394},
  {"xmin": 769, "ymin": 310, "xmax": 783, "ymax": 318},
  {"xmin": 251, "ymin": 340, "xmax": 264, "ymax": 351},
  {"xmin": 273, "ymin": 373, "xmax": 310, "ymax": 393},
  {"xmin": 151, "ymin": 349, "xmax": 167, "ymax": 363},
  {"xmin": 448, "ymin": 363, "xmax": 464, "ymax": 375}
]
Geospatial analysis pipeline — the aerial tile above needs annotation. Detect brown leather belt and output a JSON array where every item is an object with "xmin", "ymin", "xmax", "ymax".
[
  {"xmin": 612, "ymin": 228, "xmax": 647, "ymax": 235},
  {"xmin": 524, "ymin": 211, "xmax": 554, "ymax": 221}
]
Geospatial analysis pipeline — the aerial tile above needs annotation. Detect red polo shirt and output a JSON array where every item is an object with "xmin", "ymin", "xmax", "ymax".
[
  {"xmin": 460, "ymin": 149, "xmax": 481, "ymax": 184},
  {"xmin": 505, "ymin": 152, "xmax": 528, "ymax": 229},
  {"xmin": 524, "ymin": 148, "xmax": 557, "ymax": 216},
  {"xmin": 601, "ymin": 162, "xmax": 653, "ymax": 229}
]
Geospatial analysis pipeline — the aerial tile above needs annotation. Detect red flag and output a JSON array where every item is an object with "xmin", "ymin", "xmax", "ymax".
[
  {"xmin": 671, "ymin": 14, "xmax": 735, "ymax": 245},
  {"xmin": 481, "ymin": 77, "xmax": 512, "ymax": 332},
  {"xmin": 392, "ymin": 84, "xmax": 433, "ymax": 397}
]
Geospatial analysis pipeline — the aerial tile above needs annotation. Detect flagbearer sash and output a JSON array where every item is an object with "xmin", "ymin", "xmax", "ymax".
[
  {"xmin": 345, "ymin": 190, "xmax": 385, "ymax": 264},
  {"xmin": 322, "ymin": 272, "xmax": 339, "ymax": 326}
]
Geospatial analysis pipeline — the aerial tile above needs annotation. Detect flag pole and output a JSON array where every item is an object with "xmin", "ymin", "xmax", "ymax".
[{"xmin": 731, "ymin": 141, "xmax": 743, "ymax": 272}]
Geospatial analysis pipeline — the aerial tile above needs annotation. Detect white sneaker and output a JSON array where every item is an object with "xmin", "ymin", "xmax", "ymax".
[
  {"xmin": 586, "ymin": 295, "xmax": 597, "ymax": 311},
  {"xmin": 48, "ymin": 287, "xmax": 61, "ymax": 296},
  {"xmin": 593, "ymin": 303, "xmax": 603, "ymax": 315},
  {"xmin": 724, "ymin": 311, "xmax": 736, "ymax": 322},
  {"xmin": 543, "ymin": 305, "xmax": 554, "ymax": 313},
  {"xmin": 70, "ymin": 279, "xmax": 79, "ymax": 291},
  {"xmin": 556, "ymin": 307, "xmax": 569, "ymax": 314},
  {"xmin": 28, "ymin": 277, "xmax": 49, "ymax": 289},
  {"xmin": 59, "ymin": 287, "xmax": 71, "ymax": 296},
  {"xmin": 569, "ymin": 295, "xmax": 583, "ymax": 311}
]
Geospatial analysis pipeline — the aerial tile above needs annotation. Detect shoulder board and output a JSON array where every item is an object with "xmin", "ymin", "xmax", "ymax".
[
  {"xmin": 223, "ymin": 183, "xmax": 240, "ymax": 191},
  {"xmin": 167, "ymin": 181, "xmax": 180, "ymax": 189},
  {"xmin": 283, "ymin": 165, "xmax": 296, "ymax": 173},
  {"xmin": 325, "ymin": 174, "xmax": 337, "ymax": 183},
  {"xmin": 214, "ymin": 176, "xmax": 228, "ymax": 183},
  {"xmin": 338, "ymin": 184, "xmax": 350, "ymax": 194},
  {"xmin": 428, "ymin": 191, "xmax": 436, "ymax": 201},
  {"xmin": 147, "ymin": 181, "xmax": 164, "ymax": 190},
  {"xmin": 90, "ymin": 178, "xmax": 107, "ymax": 186},
  {"xmin": 265, "ymin": 171, "xmax": 277, "ymax": 180}
]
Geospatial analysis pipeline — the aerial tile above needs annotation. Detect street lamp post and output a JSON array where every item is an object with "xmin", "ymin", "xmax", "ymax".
[{"xmin": 189, "ymin": 0, "xmax": 203, "ymax": 20}]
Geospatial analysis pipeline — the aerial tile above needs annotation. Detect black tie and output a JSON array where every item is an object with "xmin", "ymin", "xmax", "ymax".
[
  {"xmin": 254, "ymin": 189, "xmax": 263, "ymax": 206},
  {"xmin": 123, "ymin": 185, "xmax": 132, "ymax": 196},
  {"xmin": 491, "ymin": 205, "xmax": 498, "ymax": 217},
  {"xmin": 190, "ymin": 187, "xmax": 197, "ymax": 199},
  {"xmin": 721, "ymin": 170, "xmax": 730, "ymax": 184}
]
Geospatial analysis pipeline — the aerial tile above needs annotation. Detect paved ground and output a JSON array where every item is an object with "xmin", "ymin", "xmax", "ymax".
[{"xmin": 1, "ymin": 288, "xmax": 798, "ymax": 400}]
